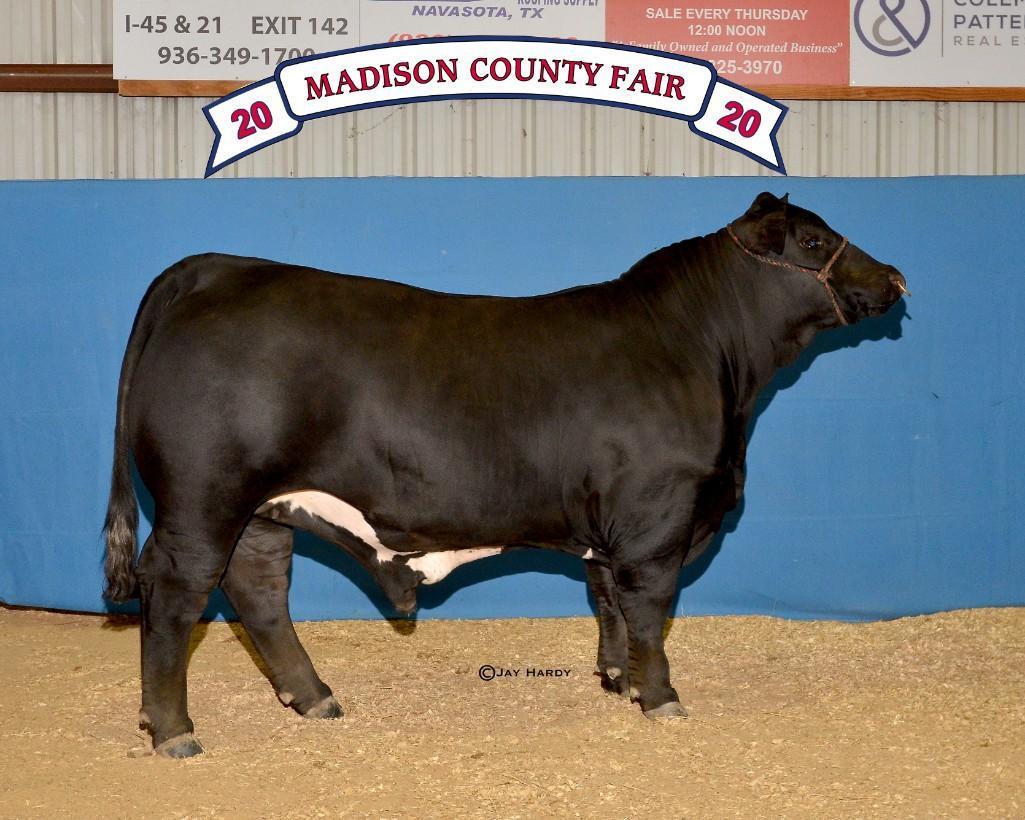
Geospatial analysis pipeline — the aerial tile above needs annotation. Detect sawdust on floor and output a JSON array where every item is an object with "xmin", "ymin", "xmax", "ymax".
[{"xmin": 1, "ymin": 605, "xmax": 1023, "ymax": 818}]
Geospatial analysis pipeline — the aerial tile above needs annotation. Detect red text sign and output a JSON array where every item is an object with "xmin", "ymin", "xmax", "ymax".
[{"xmin": 606, "ymin": 0, "xmax": 850, "ymax": 87}]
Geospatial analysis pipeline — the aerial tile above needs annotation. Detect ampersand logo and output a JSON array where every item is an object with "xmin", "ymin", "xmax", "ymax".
[{"xmin": 854, "ymin": 0, "xmax": 931, "ymax": 57}]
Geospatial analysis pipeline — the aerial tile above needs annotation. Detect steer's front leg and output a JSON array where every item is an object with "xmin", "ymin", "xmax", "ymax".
[{"xmin": 611, "ymin": 546, "xmax": 688, "ymax": 718}]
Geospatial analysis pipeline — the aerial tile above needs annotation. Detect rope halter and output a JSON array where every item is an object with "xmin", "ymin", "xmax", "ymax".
[{"xmin": 726, "ymin": 223, "xmax": 850, "ymax": 326}]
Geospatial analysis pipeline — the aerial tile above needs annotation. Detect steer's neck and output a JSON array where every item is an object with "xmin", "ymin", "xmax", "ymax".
[{"xmin": 618, "ymin": 230, "xmax": 835, "ymax": 411}]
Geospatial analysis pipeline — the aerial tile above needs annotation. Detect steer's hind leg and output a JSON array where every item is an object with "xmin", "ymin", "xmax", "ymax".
[
  {"xmin": 136, "ymin": 522, "xmax": 238, "ymax": 757},
  {"xmin": 612, "ymin": 544, "xmax": 688, "ymax": 718},
  {"xmin": 220, "ymin": 517, "xmax": 341, "ymax": 719},
  {"xmin": 585, "ymin": 562, "xmax": 630, "ymax": 697}
]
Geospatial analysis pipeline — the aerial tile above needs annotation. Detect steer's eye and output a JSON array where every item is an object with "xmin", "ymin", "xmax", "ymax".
[{"xmin": 801, "ymin": 237, "xmax": 822, "ymax": 250}]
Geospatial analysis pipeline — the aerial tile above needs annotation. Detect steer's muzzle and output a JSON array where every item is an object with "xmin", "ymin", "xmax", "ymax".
[
  {"xmin": 846, "ymin": 262, "xmax": 909, "ymax": 320},
  {"xmin": 887, "ymin": 267, "xmax": 911, "ymax": 298}
]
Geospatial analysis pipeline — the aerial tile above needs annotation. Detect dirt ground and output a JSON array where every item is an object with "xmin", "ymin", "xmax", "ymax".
[{"xmin": 1, "ymin": 606, "xmax": 1023, "ymax": 819}]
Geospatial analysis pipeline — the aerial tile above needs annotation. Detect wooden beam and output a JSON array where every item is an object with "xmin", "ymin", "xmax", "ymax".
[
  {"xmin": 118, "ymin": 79, "xmax": 1025, "ymax": 103},
  {"xmin": 118, "ymin": 79, "xmax": 244, "ymax": 98},
  {"xmin": 0, "ymin": 64, "xmax": 118, "ymax": 93}
]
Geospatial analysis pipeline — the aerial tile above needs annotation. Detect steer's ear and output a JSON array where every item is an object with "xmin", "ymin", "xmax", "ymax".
[{"xmin": 737, "ymin": 191, "xmax": 788, "ymax": 255}]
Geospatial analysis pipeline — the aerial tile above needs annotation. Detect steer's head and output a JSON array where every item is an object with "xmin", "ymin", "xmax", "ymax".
[{"xmin": 730, "ymin": 192, "xmax": 908, "ymax": 325}]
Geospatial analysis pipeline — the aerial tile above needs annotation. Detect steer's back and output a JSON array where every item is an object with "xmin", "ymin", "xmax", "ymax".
[{"xmin": 133, "ymin": 253, "xmax": 663, "ymax": 423}]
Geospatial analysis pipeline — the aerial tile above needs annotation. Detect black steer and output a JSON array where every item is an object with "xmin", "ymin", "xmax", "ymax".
[{"xmin": 103, "ymin": 192, "xmax": 907, "ymax": 757}]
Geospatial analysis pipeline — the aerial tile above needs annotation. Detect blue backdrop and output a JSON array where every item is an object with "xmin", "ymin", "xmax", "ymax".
[{"xmin": 0, "ymin": 176, "xmax": 1021, "ymax": 621}]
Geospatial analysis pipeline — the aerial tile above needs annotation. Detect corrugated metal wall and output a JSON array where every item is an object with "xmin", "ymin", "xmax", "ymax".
[{"xmin": 3, "ymin": 0, "xmax": 1025, "ymax": 179}]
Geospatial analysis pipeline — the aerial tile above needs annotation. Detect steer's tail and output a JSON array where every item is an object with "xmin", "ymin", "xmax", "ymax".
[{"xmin": 103, "ymin": 265, "xmax": 184, "ymax": 602}]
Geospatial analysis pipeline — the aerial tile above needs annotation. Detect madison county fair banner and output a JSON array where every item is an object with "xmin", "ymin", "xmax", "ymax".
[
  {"xmin": 202, "ymin": 38, "xmax": 787, "ymax": 175},
  {"xmin": 114, "ymin": 1, "xmax": 1025, "ymax": 90}
]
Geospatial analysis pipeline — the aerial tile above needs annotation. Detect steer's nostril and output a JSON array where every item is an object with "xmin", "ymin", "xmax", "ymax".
[{"xmin": 889, "ymin": 271, "xmax": 910, "ymax": 297}]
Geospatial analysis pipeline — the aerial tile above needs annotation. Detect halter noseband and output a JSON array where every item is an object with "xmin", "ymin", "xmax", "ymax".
[{"xmin": 726, "ymin": 223, "xmax": 850, "ymax": 326}]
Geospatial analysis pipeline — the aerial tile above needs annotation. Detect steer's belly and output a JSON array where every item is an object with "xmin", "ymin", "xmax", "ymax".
[{"xmin": 260, "ymin": 490, "xmax": 505, "ymax": 584}]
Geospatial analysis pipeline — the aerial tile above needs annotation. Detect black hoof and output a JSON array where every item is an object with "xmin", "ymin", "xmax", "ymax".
[
  {"xmin": 154, "ymin": 733, "xmax": 205, "ymax": 758},
  {"xmin": 643, "ymin": 701, "xmax": 689, "ymax": 719},
  {"xmin": 301, "ymin": 695, "xmax": 344, "ymax": 719}
]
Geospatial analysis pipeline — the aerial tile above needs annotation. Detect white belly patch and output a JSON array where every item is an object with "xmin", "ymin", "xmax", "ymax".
[{"xmin": 266, "ymin": 490, "xmax": 503, "ymax": 584}]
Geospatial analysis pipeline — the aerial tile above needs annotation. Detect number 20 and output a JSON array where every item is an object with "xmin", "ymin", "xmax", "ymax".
[
  {"xmin": 231, "ymin": 101, "xmax": 273, "ymax": 139},
  {"xmin": 717, "ymin": 101, "xmax": 761, "ymax": 138}
]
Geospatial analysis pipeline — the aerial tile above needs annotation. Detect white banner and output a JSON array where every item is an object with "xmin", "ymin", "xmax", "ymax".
[
  {"xmin": 204, "ymin": 37, "xmax": 787, "ymax": 176},
  {"xmin": 113, "ymin": 0, "xmax": 604, "ymax": 82},
  {"xmin": 851, "ymin": 0, "xmax": 1025, "ymax": 87},
  {"xmin": 114, "ymin": 0, "xmax": 361, "ymax": 80},
  {"xmin": 358, "ymin": 0, "xmax": 605, "ymax": 45}
]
